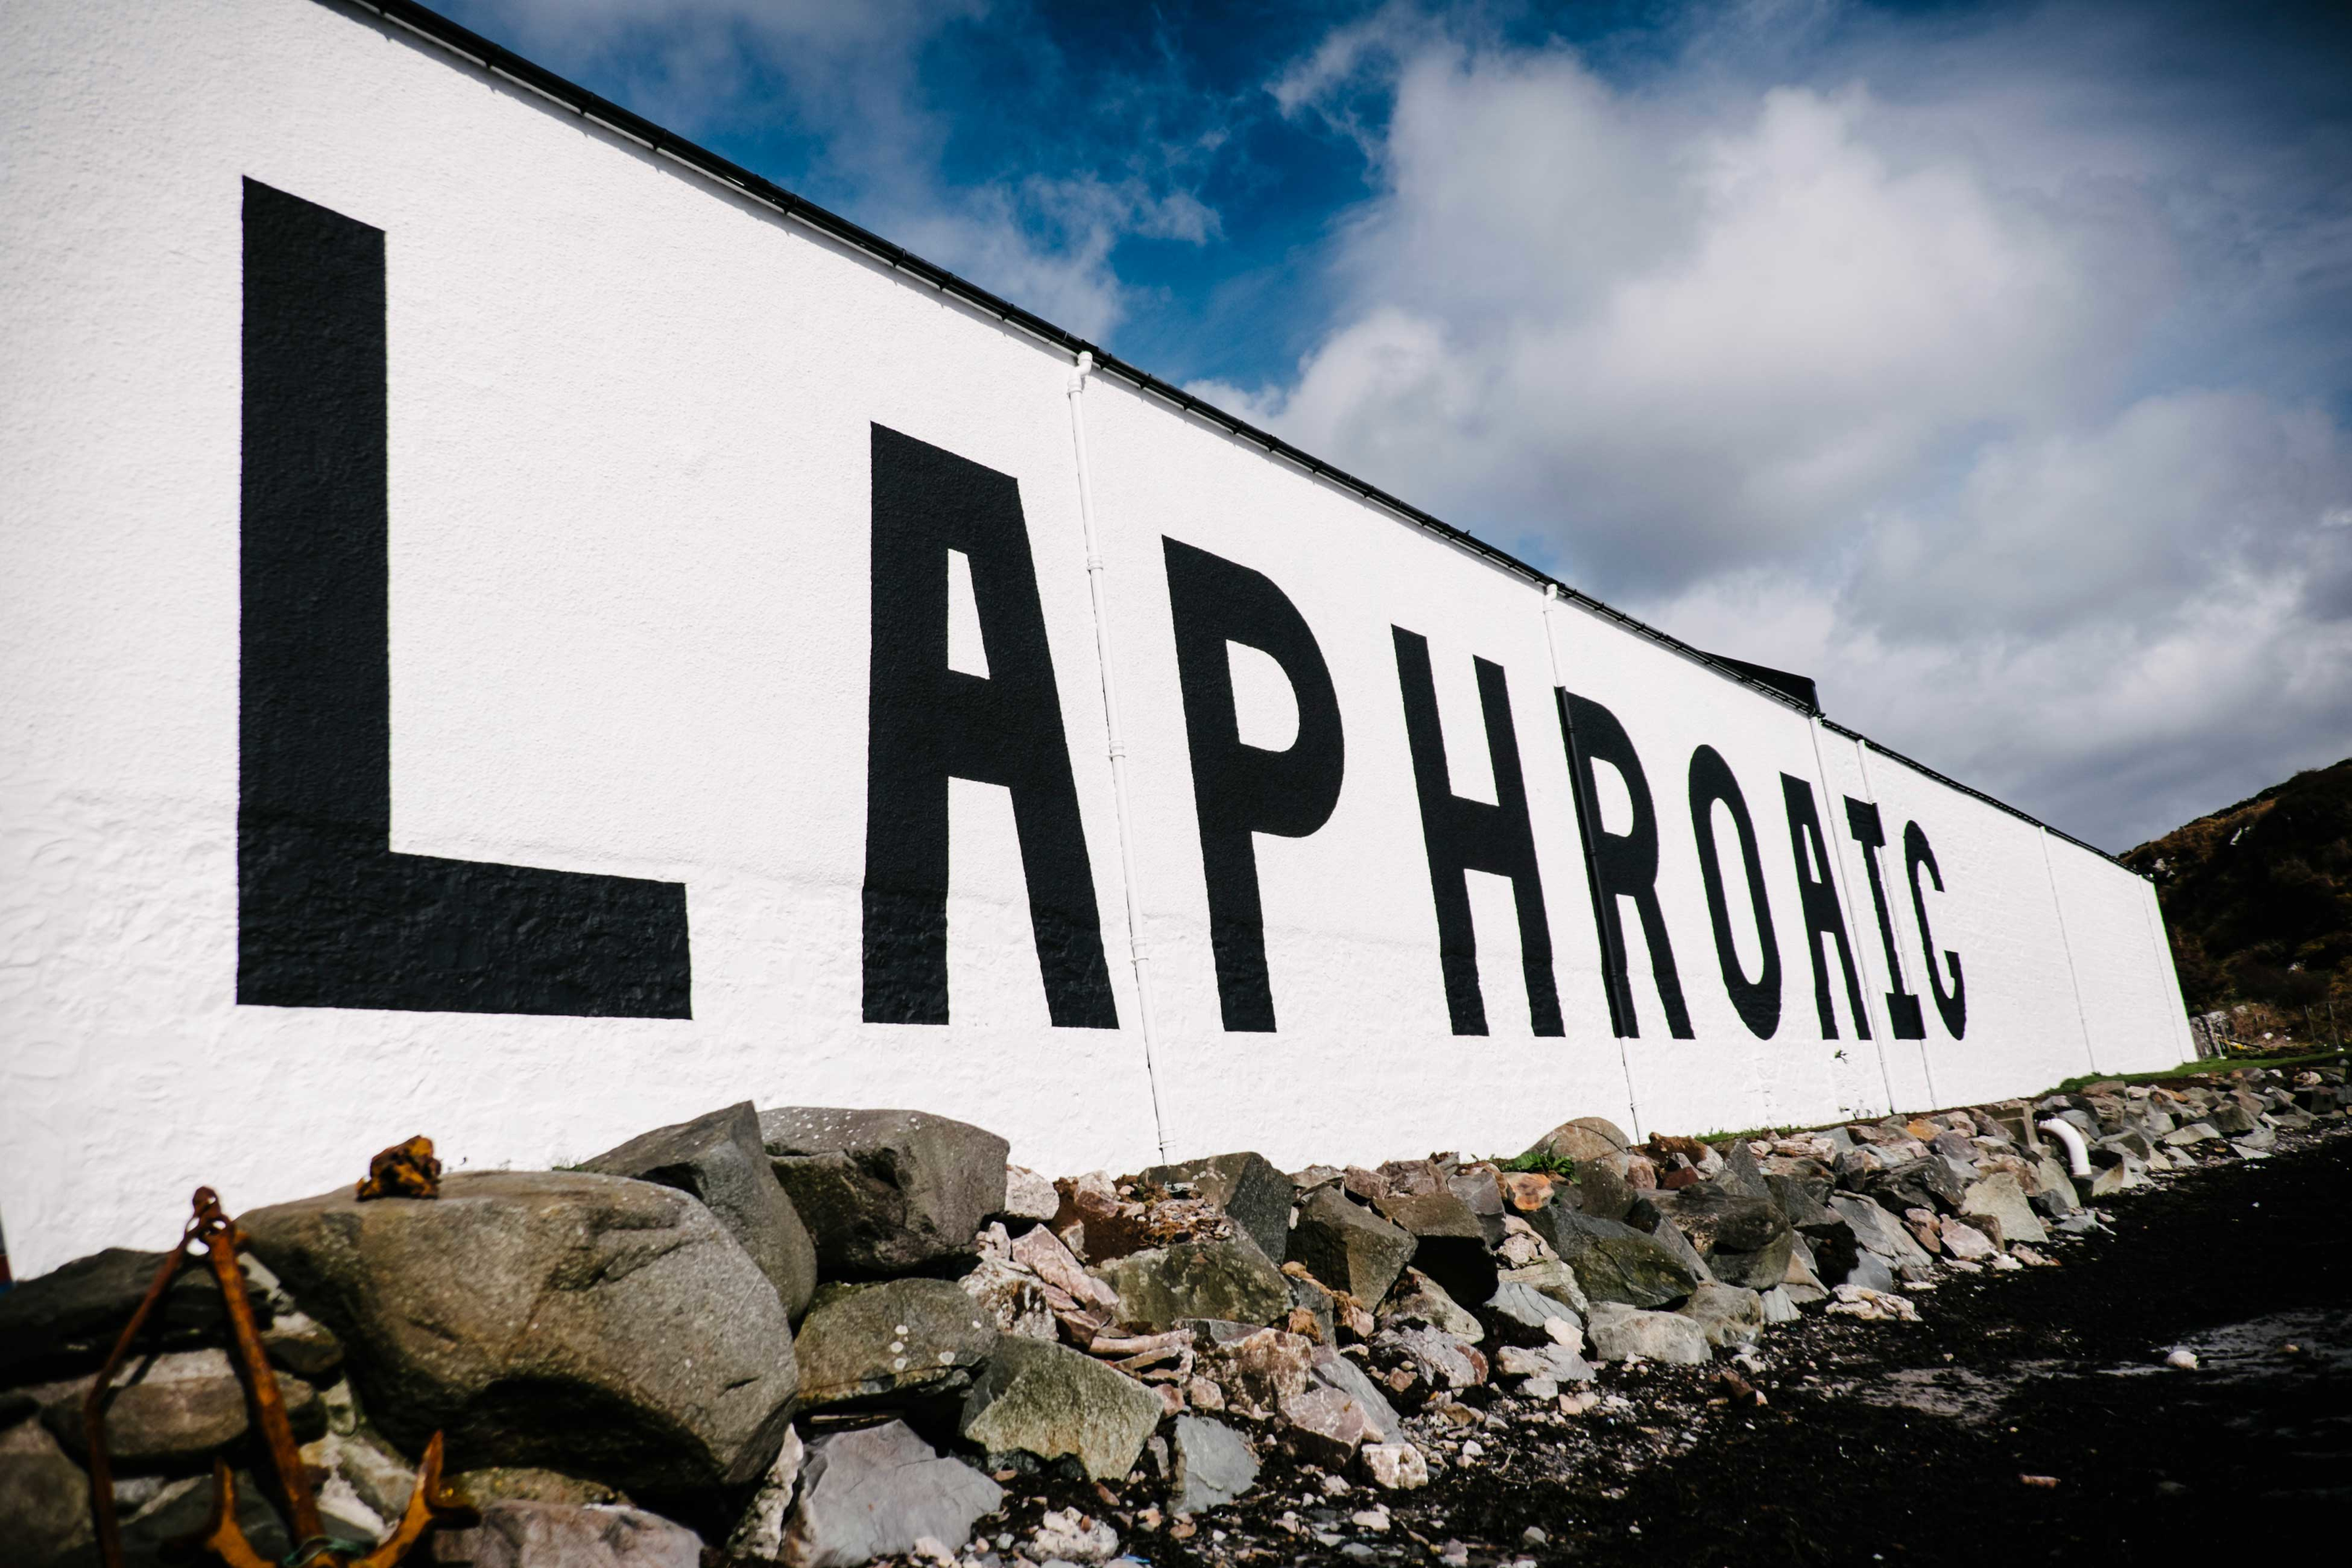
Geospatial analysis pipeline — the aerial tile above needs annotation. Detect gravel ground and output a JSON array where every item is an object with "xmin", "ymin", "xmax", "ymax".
[{"xmin": 965, "ymin": 1124, "xmax": 2352, "ymax": 1567}]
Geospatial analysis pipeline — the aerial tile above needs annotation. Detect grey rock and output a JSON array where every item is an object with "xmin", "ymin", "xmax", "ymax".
[
  {"xmin": 2162, "ymin": 1121, "xmax": 2222, "ymax": 1147},
  {"xmin": 1137, "ymin": 1152, "xmax": 1293, "ymax": 1266},
  {"xmin": 1497, "ymin": 1260, "xmax": 1589, "ymax": 1314},
  {"xmin": 1371, "ymin": 1190, "xmax": 1497, "ymax": 1308},
  {"xmin": 782, "ymin": 1421, "xmax": 1002, "ymax": 1568},
  {"xmin": 1372, "ymin": 1324, "xmax": 1486, "ymax": 1389},
  {"xmin": 1958, "ymin": 1173, "xmax": 2049, "ymax": 1247},
  {"xmin": 1715, "ymin": 1142, "xmax": 1772, "ymax": 1200},
  {"xmin": 960, "ymin": 1256, "xmax": 1058, "ymax": 1342},
  {"xmin": 583, "ymin": 1101, "xmax": 818, "ymax": 1322},
  {"xmin": 1091, "ymin": 1235, "xmax": 1288, "ymax": 1333},
  {"xmin": 77, "ymin": 1469, "xmax": 289, "ymax": 1568},
  {"xmin": 1758, "ymin": 1287, "xmax": 1800, "ymax": 1324},
  {"xmin": 1494, "ymin": 1341, "xmax": 1594, "ymax": 1388},
  {"xmin": 0, "ymin": 1247, "xmax": 272, "ymax": 1385},
  {"xmin": 1170, "ymin": 1415, "xmax": 1259, "ymax": 1515},
  {"xmin": 1306, "ymin": 1345, "xmax": 1403, "ymax": 1442},
  {"xmin": 1530, "ymin": 1210, "xmax": 1701, "ymax": 1308},
  {"xmin": 2209, "ymin": 1100, "xmax": 2257, "ymax": 1136},
  {"xmin": 430, "ymin": 1501, "xmax": 702, "ymax": 1568},
  {"xmin": 446, "ymin": 1468, "xmax": 632, "ymax": 1508},
  {"xmin": 242, "ymin": 1171, "xmax": 797, "ymax": 1497},
  {"xmin": 1194, "ymin": 1327, "xmax": 1316, "ymax": 1418},
  {"xmin": 1828, "ymin": 1194, "xmax": 1936, "ymax": 1271},
  {"xmin": 724, "ymin": 1427, "xmax": 804, "ymax": 1563},
  {"xmin": 1000, "ymin": 1166, "xmax": 1062, "ymax": 1224},
  {"xmin": 1640, "ymin": 1212, "xmax": 1717, "ymax": 1287},
  {"xmin": 1443, "ymin": 1167, "xmax": 1507, "ymax": 1243},
  {"xmin": 1524, "ymin": 1117, "xmax": 1635, "ymax": 1165},
  {"xmin": 1383, "ymin": 1268, "xmax": 1483, "ymax": 1342},
  {"xmin": 34, "ymin": 1348, "xmax": 318, "ymax": 1465},
  {"xmin": 1576, "ymin": 1160, "xmax": 1637, "ymax": 1223},
  {"xmin": 1485, "ymin": 1280, "xmax": 1581, "ymax": 1340},
  {"xmin": 793, "ymin": 1278, "xmax": 998, "ymax": 1410},
  {"xmin": 0, "ymin": 1417, "xmax": 92, "ymax": 1568},
  {"xmin": 760, "ymin": 1108, "xmax": 1009, "ymax": 1278},
  {"xmin": 260, "ymin": 1310, "xmax": 345, "ymax": 1380},
  {"xmin": 1676, "ymin": 1283, "xmax": 1764, "ymax": 1348},
  {"xmin": 1287, "ymin": 1189, "xmax": 1417, "ymax": 1306},
  {"xmin": 1276, "ymin": 1349, "xmax": 1403, "ymax": 1469},
  {"xmin": 1286, "ymin": 1272, "xmax": 1338, "ymax": 1346},
  {"xmin": 1585, "ymin": 1303, "xmax": 1711, "ymax": 1365},
  {"xmin": 1846, "ymin": 1253, "xmax": 1899, "ymax": 1293},
  {"xmin": 958, "ymin": 1337, "xmax": 1161, "ymax": 1481}
]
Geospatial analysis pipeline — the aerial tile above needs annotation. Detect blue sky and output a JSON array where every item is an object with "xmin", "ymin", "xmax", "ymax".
[{"xmin": 437, "ymin": 0, "xmax": 2352, "ymax": 851}]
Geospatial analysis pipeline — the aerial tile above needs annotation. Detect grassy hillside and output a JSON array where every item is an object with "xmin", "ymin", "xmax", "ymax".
[{"xmin": 2122, "ymin": 757, "xmax": 2352, "ymax": 1018}]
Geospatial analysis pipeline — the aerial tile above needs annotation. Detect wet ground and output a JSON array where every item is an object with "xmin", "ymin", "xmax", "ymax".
[{"xmin": 985, "ymin": 1127, "xmax": 2351, "ymax": 1567}]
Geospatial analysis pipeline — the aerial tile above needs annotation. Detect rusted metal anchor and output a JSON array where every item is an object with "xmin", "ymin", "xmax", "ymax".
[{"xmin": 83, "ymin": 1187, "xmax": 474, "ymax": 1568}]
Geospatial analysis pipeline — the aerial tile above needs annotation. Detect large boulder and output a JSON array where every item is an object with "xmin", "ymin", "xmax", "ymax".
[
  {"xmin": 1529, "ymin": 1210, "xmax": 1701, "ymax": 1308},
  {"xmin": 582, "ymin": 1102, "xmax": 818, "ymax": 1322},
  {"xmin": 1586, "ymin": 1303, "xmax": 1711, "ymax": 1365},
  {"xmin": 958, "ymin": 1338, "xmax": 1161, "ymax": 1481},
  {"xmin": 1524, "ymin": 1116, "xmax": 1634, "ymax": 1166},
  {"xmin": 1287, "ymin": 1189, "xmax": 1417, "ymax": 1305},
  {"xmin": 429, "ymin": 1501, "xmax": 702, "ymax": 1568},
  {"xmin": 1638, "ymin": 1187, "xmax": 1794, "ymax": 1290},
  {"xmin": 241, "ymin": 1171, "xmax": 797, "ymax": 1499},
  {"xmin": 1091, "ymin": 1236, "xmax": 1288, "ymax": 1333},
  {"xmin": 1960, "ymin": 1173, "xmax": 2049, "ymax": 1247},
  {"xmin": 793, "ymin": 1279, "xmax": 998, "ymax": 1411},
  {"xmin": 760, "ymin": 1109, "xmax": 1008, "ymax": 1278},
  {"xmin": 0, "ymin": 1417, "xmax": 92, "ymax": 1568},
  {"xmin": 1373, "ymin": 1189, "xmax": 1497, "ymax": 1308},
  {"xmin": 1135, "ymin": 1152, "xmax": 1293, "ymax": 1266},
  {"xmin": 0, "ymin": 1248, "xmax": 272, "ymax": 1385},
  {"xmin": 782, "ymin": 1421, "xmax": 1002, "ymax": 1568}
]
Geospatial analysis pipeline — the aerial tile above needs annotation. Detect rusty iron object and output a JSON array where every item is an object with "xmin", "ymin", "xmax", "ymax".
[
  {"xmin": 83, "ymin": 1187, "xmax": 474, "ymax": 1568},
  {"xmin": 355, "ymin": 1135, "xmax": 442, "ymax": 1202}
]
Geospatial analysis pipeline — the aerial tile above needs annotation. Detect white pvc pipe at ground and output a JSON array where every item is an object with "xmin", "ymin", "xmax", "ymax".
[{"xmin": 2038, "ymin": 1117, "xmax": 2094, "ymax": 1178}]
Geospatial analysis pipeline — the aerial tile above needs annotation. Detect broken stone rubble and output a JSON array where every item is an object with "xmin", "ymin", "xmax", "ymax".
[{"xmin": 0, "ymin": 1062, "xmax": 2339, "ymax": 1568}]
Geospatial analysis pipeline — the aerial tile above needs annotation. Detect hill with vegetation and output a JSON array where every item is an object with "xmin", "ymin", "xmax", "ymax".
[{"xmin": 2123, "ymin": 757, "xmax": 2352, "ymax": 1022}]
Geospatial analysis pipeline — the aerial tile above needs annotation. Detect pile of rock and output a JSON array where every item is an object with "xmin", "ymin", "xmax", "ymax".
[{"xmin": 0, "ymin": 1064, "xmax": 2340, "ymax": 1568}]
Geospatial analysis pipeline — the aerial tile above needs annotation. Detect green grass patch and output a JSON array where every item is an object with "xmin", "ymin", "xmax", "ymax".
[
  {"xmin": 2045, "ymin": 1047, "xmax": 2346, "ymax": 1098},
  {"xmin": 1496, "ymin": 1149, "xmax": 1577, "ymax": 1178}
]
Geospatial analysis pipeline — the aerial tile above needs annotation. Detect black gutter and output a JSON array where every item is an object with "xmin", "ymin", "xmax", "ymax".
[{"xmin": 321, "ymin": 0, "xmax": 2138, "ymax": 875}]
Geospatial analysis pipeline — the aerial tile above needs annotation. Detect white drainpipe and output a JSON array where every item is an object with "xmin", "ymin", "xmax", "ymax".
[
  {"xmin": 2038, "ymin": 1116, "xmax": 2093, "ymax": 1178},
  {"xmin": 1065, "ymin": 351, "xmax": 1169, "ymax": 1160}
]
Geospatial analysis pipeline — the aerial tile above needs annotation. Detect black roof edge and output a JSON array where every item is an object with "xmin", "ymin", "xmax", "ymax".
[
  {"xmin": 1703, "ymin": 655, "xmax": 1820, "ymax": 714},
  {"xmin": 321, "ymin": 0, "xmax": 2138, "ymax": 878}
]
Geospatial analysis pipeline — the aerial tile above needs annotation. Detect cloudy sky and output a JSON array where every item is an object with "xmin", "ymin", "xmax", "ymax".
[{"xmin": 438, "ymin": 0, "xmax": 2352, "ymax": 853}]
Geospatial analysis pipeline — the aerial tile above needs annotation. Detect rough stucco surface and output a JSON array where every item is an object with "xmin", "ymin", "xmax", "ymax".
[{"xmin": 0, "ymin": 0, "xmax": 2190, "ymax": 1275}]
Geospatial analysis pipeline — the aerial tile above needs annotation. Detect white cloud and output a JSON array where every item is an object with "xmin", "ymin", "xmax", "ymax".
[{"xmin": 1234, "ymin": 6, "xmax": 2352, "ymax": 849}]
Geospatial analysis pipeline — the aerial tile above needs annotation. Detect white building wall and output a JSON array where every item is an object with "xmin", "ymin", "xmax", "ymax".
[{"xmin": 0, "ymin": 0, "xmax": 2193, "ymax": 1274}]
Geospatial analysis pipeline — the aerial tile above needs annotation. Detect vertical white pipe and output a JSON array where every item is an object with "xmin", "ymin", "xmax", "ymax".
[
  {"xmin": 2038, "ymin": 827, "xmax": 2102, "ymax": 1077},
  {"xmin": 1065, "ymin": 353, "xmax": 1169, "ymax": 1160}
]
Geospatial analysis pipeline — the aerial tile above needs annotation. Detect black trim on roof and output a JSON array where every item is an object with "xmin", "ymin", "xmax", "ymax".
[{"xmin": 314, "ymin": 0, "xmax": 2137, "ymax": 875}]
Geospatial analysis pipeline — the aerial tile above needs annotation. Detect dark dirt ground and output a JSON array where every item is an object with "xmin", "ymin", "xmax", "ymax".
[{"xmin": 980, "ymin": 1127, "xmax": 2351, "ymax": 1568}]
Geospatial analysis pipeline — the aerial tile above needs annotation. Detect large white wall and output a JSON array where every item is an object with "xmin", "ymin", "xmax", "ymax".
[{"xmin": 0, "ymin": 0, "xmax": 2188, "ymax": 1276}]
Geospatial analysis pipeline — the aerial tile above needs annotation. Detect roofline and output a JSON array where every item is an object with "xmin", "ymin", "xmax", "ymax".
[{"xmin": 322, "ymin": 0, "xmax": 2136, "ymax": 875}]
